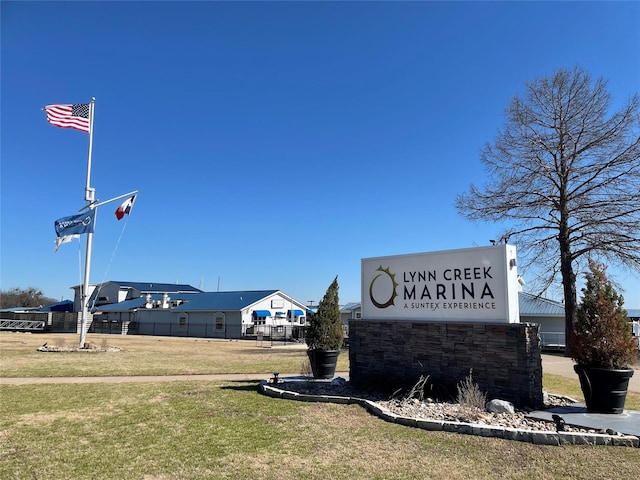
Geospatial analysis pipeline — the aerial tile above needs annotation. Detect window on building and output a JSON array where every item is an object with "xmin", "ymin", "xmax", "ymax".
[{"xmin": 178, "ymin": 313, "xmax": 189, "ymax": 331}]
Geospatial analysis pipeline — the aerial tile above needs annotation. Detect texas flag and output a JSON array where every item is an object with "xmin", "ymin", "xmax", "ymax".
[{"xmin": 115, "ymin": 195, "xmax": 136, "ymax": 220}]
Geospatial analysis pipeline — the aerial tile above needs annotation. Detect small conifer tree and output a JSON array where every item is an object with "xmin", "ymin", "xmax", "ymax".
[
  {"xmin": 305, "ymin": 276, "xmax": 344, "ymax": 350},
  {"xmin": 572, "ymin": 261, "xmax": 638, "ymax": 369}
]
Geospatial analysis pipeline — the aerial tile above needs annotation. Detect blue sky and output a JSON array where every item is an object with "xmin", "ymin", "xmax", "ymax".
[{"xmin": 1, "ymin": 1, "xmax": 639, "ymax": 308}]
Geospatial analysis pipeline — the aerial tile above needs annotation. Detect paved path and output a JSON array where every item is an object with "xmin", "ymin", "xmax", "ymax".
[
  {"xmin": 2, "ymin": 355, "xmax": 638, "ymax": 393},
  {"xmin": 541, "ymin": 354, "xmax": 640, "ymax": 393},
  {"xmin": 0, "ymin": 372, "xmax": 303, "ymax": 386}
]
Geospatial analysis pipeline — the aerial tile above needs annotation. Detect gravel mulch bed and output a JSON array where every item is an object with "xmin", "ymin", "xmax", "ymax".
[{"xmin": 275, "ymin": 376, "xmax": 600, "ymax": 434}]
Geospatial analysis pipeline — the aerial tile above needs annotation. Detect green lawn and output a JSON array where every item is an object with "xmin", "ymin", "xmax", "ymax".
[{"xmin": 1, "ymin": 332, "xmax": 639, "ymax": 480}]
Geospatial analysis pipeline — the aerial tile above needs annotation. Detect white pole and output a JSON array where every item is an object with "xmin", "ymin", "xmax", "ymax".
[
  {"xmin": 84, "ymin": 98, "xmax": 96, "ymax": 203},
  {"xmin": 79, "ymin": 227, "xmax": 94, "ymax": 347},
  {"xmin": 79, "ymin": 98, "xmax": 96, "ymax": 348},
  {"xmin": 90, "ymin": 190, "xmax": 138, "ymax": 209}
]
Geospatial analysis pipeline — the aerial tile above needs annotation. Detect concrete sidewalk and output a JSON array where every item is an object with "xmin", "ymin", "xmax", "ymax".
[
  {"xmin": 0, "ymin": 372, "xmax": 300, "ymax": 386},
  {"xmin": 541, "ymin": 354, "xmax": 640, "ymax": 393},
  {"xmin": 1, "ymin": 355, "xmax": 638, "ymax": 393}
]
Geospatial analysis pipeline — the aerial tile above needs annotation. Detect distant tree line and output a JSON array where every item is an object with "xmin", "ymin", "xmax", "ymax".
[{"xmin": 0, "ymin": 287, "xmax": 58, "ymax": 309}]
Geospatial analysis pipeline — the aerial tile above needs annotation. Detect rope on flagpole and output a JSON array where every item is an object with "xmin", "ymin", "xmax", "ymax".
[
  {"xmin": 89, "ymin": 217, "xmax": 130, "ymax": 312},
  {"xmin": 78, "ymin": 238, "xmax": 84, "ymax": 304}
]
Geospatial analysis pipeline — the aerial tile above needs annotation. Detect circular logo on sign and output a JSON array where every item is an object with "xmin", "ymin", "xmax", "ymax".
[{"xmin": 369, "ymin": 265, "xmax": 398, "ymax": 309}]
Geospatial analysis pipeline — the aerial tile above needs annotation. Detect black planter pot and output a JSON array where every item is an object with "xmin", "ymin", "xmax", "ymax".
[
  {"xmin": 307, "ymin": 349, "xmax": 340, "ymax": 379},
  {"xmin": 573, "ymin": 364, "xmax": 634, "ymax": 414}
]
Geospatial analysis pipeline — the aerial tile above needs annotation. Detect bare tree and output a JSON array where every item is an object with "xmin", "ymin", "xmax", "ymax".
[
  {"xmin": 456, "ymin": 66, "xmax": 640, "ymax": 355},
  {"xmin": 0, "ymin": 287, "xmax": 58, "ymax": 309}
]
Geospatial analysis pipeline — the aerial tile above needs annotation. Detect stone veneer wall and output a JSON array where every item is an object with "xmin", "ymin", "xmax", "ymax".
[{"xmin": 349, "ymin": 319, "xmax": 543, "ymax": 408}]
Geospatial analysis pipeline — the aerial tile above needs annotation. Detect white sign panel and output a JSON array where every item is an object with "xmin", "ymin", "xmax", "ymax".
[{"xmin": 362, "ymin": 245, "xmax": 520, "ymax": 323}]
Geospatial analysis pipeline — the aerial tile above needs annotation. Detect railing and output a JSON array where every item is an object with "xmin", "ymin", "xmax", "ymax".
[
  {"xmin": 246, "ymin": 325, "xmax": 307, "ymax": 343},
  {"xmin": 91, "ymin": 321, "xmax": 128, "ymax": 335},
  {"xmin": 77, "ymin": 321, "xmax": 350, "ymax": 345},
  {"xmin": 0, "ymin": 312, "xmax": 79, "ymax": 333},
  {"xmin": 0, "ymin": 318, "xmax": 47, "ymax": 331},
  {"xmin": 90, "ymin": 321, "xmax": 256, "ymax": 340},
  {"xmin": 50, "ymin": 313, "xmax": 80, "ymax": 333},
  {"xmin": 539, "ymin": 331, "xmax": 566, "ymax": 350}
]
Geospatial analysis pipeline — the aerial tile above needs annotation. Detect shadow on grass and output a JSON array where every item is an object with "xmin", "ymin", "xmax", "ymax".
[
  {"xmin": 220, "ymin": 381, "xmax": 263, "ymax": 392},
  {"xmin": 234, "ymin": 348, "xmax": 307, "ymax": 355}
]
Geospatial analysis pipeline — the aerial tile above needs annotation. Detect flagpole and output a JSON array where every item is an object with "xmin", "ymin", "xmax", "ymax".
[
  {"xmin": 85, "ymin": 98, "xmax": 96, "ymax": 204},
  {"xmin": 79, "ymin": 98, "xmax": 96, "ymax": 348},
  {"xmin": 90, "ymin": 190, "xmax": 138, "ymax": 209}
]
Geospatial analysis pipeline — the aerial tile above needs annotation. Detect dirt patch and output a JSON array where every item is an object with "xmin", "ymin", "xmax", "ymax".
[{"xmin": 36, "ymin": 341, "xmax": 121, "ymax": 353}]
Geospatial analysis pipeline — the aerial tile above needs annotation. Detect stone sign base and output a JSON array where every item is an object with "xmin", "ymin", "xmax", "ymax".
[{"xmin": 349, "ymin": 319, "xmax": 543, "ymax": 408}]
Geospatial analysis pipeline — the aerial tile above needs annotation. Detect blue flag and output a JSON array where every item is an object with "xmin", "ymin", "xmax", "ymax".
[{"xmin": 54, "ymin": 210, "xmax": 96, "ymax": 237}]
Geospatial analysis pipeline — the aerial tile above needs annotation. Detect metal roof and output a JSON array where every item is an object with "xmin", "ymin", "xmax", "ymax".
[
  {"xmin": 173, "ymin": 290, "xmax": 279, "ymax": 311},
  {"xmin": 94, "ymin": 290, "xmax": 285, "ymax": 313},
  {"xmin": 40, "ymin": 300, "xmax": 74, "ymax": 312},
  {"xmin": 95, "ymin": 293, "xmax": 199, "ymax": 312},
  {"xmin": 518, "ymin": 292, "xmax": 565, "ymax": 317},
  {"xmin": 106, "ymin": 281, "xmax": 202, "ymax": 293},
  {"xmin": 0, "ymin": 306, "xmax": 41, "ymax": 313},
  {"xmin": 340, "ymin": 302, "xmax": 362, "ymax": 312}
]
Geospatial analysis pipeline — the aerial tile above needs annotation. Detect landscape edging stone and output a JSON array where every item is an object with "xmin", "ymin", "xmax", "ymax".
[{"xmin": 258, "ymin": 380, "xmax": 640, "ymax": 447}]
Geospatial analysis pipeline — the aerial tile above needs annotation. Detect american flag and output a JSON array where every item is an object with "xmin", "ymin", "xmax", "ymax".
[{"xmin": 44, "ymin": 103, "xmax": 90, "ymax": 133}]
